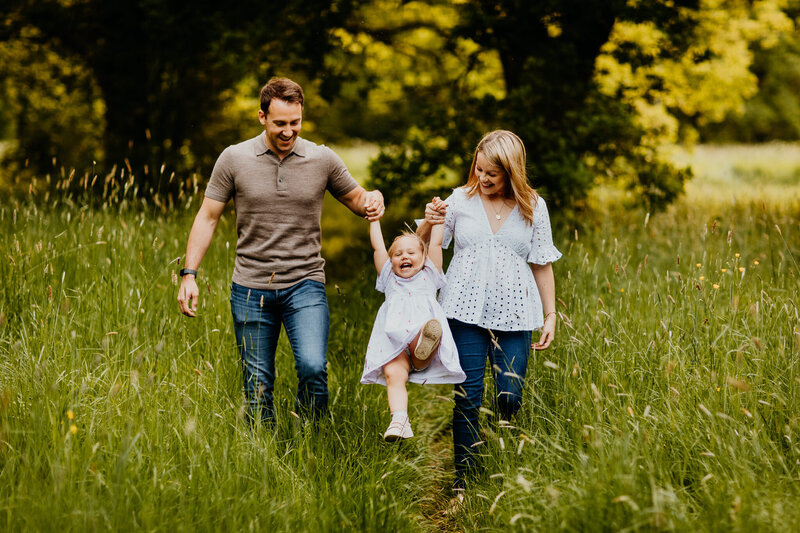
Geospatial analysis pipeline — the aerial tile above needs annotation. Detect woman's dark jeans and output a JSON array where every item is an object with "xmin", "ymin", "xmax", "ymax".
[{"xmin": 449, "ymin": 318, "xmax": 531, "ymax": 488}]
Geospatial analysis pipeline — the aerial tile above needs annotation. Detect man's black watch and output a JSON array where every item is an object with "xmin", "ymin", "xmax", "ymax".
[{"xmin": 179, "ymin": 268, "xmax": 198, "ymax": 278}]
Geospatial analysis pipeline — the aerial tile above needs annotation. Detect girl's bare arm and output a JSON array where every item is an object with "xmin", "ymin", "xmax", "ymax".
[
  {"xmin": 428, "ymin": 223, "xmax": 444, "ymax": 271},
  {"xmin": 370, "ymin": 220, "xmax": 390, "ymax": 273},
  {"xmin": 417, "ymin": 197, "xmax": 447, "ymax": 244}
]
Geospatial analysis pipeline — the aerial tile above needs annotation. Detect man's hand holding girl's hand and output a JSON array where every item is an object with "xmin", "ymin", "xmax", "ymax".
[
  {"xmin": 364, "ymin": 190, "xmax": 385, "ymax": 221},
  {"xmin": 425, "ymin": 196, "xmax": 447, "ymax": 225}
]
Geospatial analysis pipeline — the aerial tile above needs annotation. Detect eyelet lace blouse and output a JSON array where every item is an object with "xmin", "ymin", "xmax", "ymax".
[{"xmin": 438, "ymin": 187, "xmax": 562, "ymax": 331}]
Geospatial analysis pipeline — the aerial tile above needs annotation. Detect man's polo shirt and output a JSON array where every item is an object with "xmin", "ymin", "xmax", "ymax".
[{"xmin": 204, "ymin": 134, "xmax": 359, "ymax": 290}]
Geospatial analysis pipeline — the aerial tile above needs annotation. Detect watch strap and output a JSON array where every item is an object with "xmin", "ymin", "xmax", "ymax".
[{"xmin": 179, "ymin": 268, "xmax": 198, "ymax": 278}]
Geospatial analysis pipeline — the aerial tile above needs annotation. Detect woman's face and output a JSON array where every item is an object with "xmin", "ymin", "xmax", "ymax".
[
  {"xmin": 390, "ymin": 236, "xmax": 425, "ymax": 278},
  {"xmin": 475, "ymin": 152, "xmax": 508, "ymax": 197}
]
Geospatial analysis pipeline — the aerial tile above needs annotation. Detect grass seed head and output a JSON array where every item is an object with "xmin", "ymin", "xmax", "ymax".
[{"xmin": 725, "ymin": 376, "xmax": 751, "ymax": 391}]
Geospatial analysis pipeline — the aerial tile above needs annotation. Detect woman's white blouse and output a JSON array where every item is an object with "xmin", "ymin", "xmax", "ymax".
[{"xmin": 438, "ymin": 187, "xmax": 562, "ymax": 331}]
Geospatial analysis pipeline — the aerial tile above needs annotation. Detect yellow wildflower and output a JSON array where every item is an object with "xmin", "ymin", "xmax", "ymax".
[
  {"xmin": 712, "ymin": 284, "xmax": 720, "ymax": 289},
  {"xmin": 70, "ymin": 425, "xmax": 78, "ymax": 435},
  {"xmin": 67, "ymin": 410, "xmax": 74, "ymax": 420}
]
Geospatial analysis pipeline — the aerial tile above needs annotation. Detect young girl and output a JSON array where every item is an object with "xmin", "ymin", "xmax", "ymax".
[{"xmin": 361, "ymin": 204, "xmax": 465, "ymax": 441}]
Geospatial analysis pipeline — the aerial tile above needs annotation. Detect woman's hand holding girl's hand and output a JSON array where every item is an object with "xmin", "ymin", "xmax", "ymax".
[
  {"xmin": 425, "ymin": 196, "xmax": 447, "ymax": 225},
  {"xmin": 432, "ymin": 197, "xmax": 447, "ymax": 211},
  {"xmin": 532, "ymin": 312, "xmax": 556, "ymax": 350}
]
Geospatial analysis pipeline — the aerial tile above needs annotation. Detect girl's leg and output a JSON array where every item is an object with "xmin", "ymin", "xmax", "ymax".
[
  {"xmin": 383, "ymin": 353, "xmax": 414, "ymax": 441},
  {"xmin": 384, "ymin": 352, "xmax": 411, "ymax": 413},
  {"xmin": 488, "ymin": 329, "xmax": 532, "ymax": 421},
  {"xmin": 448, "ymin": 319, "xmax": 491, "ymax": 488}
]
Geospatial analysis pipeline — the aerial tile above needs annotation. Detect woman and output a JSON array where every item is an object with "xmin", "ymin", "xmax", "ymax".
[{"xmin": 418, "ymin": 130, "xmax": 561, "ymax": 492}]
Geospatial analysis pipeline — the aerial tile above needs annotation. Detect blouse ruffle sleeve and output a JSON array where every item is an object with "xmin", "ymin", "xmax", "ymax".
[
  {"xmin": 375, "ymin": 259, "xmax": 393, "ymax": 293},
  {"xmin": 527, "ymin": 196, "xmax": 562, "ymax": 264}
]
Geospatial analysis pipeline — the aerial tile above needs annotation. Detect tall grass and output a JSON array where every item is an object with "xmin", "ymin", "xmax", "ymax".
[
  {"xmin": 451, "ymin": 195, "xmax": 799, "ymax": 531},
  {"xmin": 0, "ymin": 144, "xmax": 799, "ymax": 531}
]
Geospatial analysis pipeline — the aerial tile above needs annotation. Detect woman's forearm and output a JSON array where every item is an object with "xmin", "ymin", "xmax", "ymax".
[{"xmin": 531, "ymin": 262, "xmax": 556, "ymax": 315}]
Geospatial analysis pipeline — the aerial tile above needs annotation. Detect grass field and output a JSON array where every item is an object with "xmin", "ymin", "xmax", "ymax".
[{"xmin": 1, "ymin": 144, "xmax": 799, "ymax": 531}]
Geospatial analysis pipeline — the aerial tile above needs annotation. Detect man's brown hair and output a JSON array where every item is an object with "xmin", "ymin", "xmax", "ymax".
[{"xmin": 260, "ymin": 77, "xmax": 304, "ymax": 114}]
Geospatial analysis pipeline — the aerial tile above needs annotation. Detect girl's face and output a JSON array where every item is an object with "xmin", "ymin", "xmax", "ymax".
[
  {"xmin": 390, "ymin": 236, "xmax": 425, "ymax": 278},
  {"xmin": 475, "ymin": 151, "xmax": 508, "ymax": 197}
]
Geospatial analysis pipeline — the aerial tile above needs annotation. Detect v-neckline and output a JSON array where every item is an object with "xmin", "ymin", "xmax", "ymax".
[{"xmin": 478, "ymin": 194, "xmax": 516, "ymax": 235}]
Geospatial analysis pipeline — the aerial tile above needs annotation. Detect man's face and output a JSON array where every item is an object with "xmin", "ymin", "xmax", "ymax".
[{"xmin": 258, "ymin": 99, "xmax": 302, "ymax": 157}]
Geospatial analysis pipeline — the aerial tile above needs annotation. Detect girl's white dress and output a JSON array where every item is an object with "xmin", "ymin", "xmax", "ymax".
[{"xmin": 360, "ymin": 258, "xmax": 465, "ymax": 385}]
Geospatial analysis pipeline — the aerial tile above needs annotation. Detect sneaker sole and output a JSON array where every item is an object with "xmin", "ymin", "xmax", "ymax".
[
  {"xmin": 414, "ymin": 319, "xmax": 442, "ymax": 362},
  {"xmin": 384, "ymin": 433, "xmax": 414, "ymax": 442}
]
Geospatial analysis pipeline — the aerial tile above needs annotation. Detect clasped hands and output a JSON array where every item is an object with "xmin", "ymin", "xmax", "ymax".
[
  {"xmin": 363, "ymin": 190, "xmax": 385, "ymax": 221},
  {"xmin": 425, "ymin": 196, "xmax": 447, "ymax": 225}
]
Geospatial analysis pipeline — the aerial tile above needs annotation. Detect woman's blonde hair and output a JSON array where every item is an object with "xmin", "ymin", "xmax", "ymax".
[
  {"xmin": 387, "ymin": 231, "xmax": 428, "ymax": 258},
  {"xmin": 464, "ymin": 130, "xmax": 537, "ymax": 224}
]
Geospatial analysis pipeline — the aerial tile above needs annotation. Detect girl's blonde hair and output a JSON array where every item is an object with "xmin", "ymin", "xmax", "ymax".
[
  {"xmin": 464, "ymin": 130, "xmax": 538, "ymax": 224},
  {"xmin": 387, "ymin": 231, "xmax": 428, "ymax": 258}
]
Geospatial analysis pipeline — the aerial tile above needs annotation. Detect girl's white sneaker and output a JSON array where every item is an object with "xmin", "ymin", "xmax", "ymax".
[{"xmin": 383, "ymin": 418, "xmax": 414, "ymax": 441}]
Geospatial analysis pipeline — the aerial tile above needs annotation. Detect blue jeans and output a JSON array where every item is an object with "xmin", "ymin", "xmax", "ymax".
[
  {"xmin": 449, "ymin": 318, "xmax": 532, "ymax": 487},
  {"xmin": 230, "ymin": 279, "xmax": 329, "ymax": 424}
]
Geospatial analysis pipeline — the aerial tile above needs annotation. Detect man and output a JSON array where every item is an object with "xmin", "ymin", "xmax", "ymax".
[{"xmin": 177, "ymin": 77, "xmax": 384, "ymax": 424}]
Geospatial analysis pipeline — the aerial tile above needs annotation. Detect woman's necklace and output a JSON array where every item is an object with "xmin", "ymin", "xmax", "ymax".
[{"xmin": 490, "ymin": 196, "xmax": 506, "ymax": 220}]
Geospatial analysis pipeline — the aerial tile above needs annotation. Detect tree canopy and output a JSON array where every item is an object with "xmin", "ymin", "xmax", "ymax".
[
  {"xmin": 1, "ymin": 0, "xmax": 797, "ymax": 209},
  {"xmin": 356, "ymin": 0, "xmax": 795, "ymax": 211},
  {"xmin": 1, "ymin": 0, "xmax": 356, "ymax": 187}
]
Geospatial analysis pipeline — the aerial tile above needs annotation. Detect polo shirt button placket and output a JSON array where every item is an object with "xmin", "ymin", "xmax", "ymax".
[{"xmin": 277, "ymin": 160, "xmax": 287, "ymax": 193}]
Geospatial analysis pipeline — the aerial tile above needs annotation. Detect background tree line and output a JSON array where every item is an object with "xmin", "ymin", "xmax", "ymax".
[{"xmin": 1, "ymin": 0, "xmax": 798, "ymax": 210}]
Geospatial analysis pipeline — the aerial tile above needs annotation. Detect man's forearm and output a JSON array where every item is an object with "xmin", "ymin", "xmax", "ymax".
[{"xmin": 183, "ymin": 212, "xmax": 218, "ymax": 270}]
